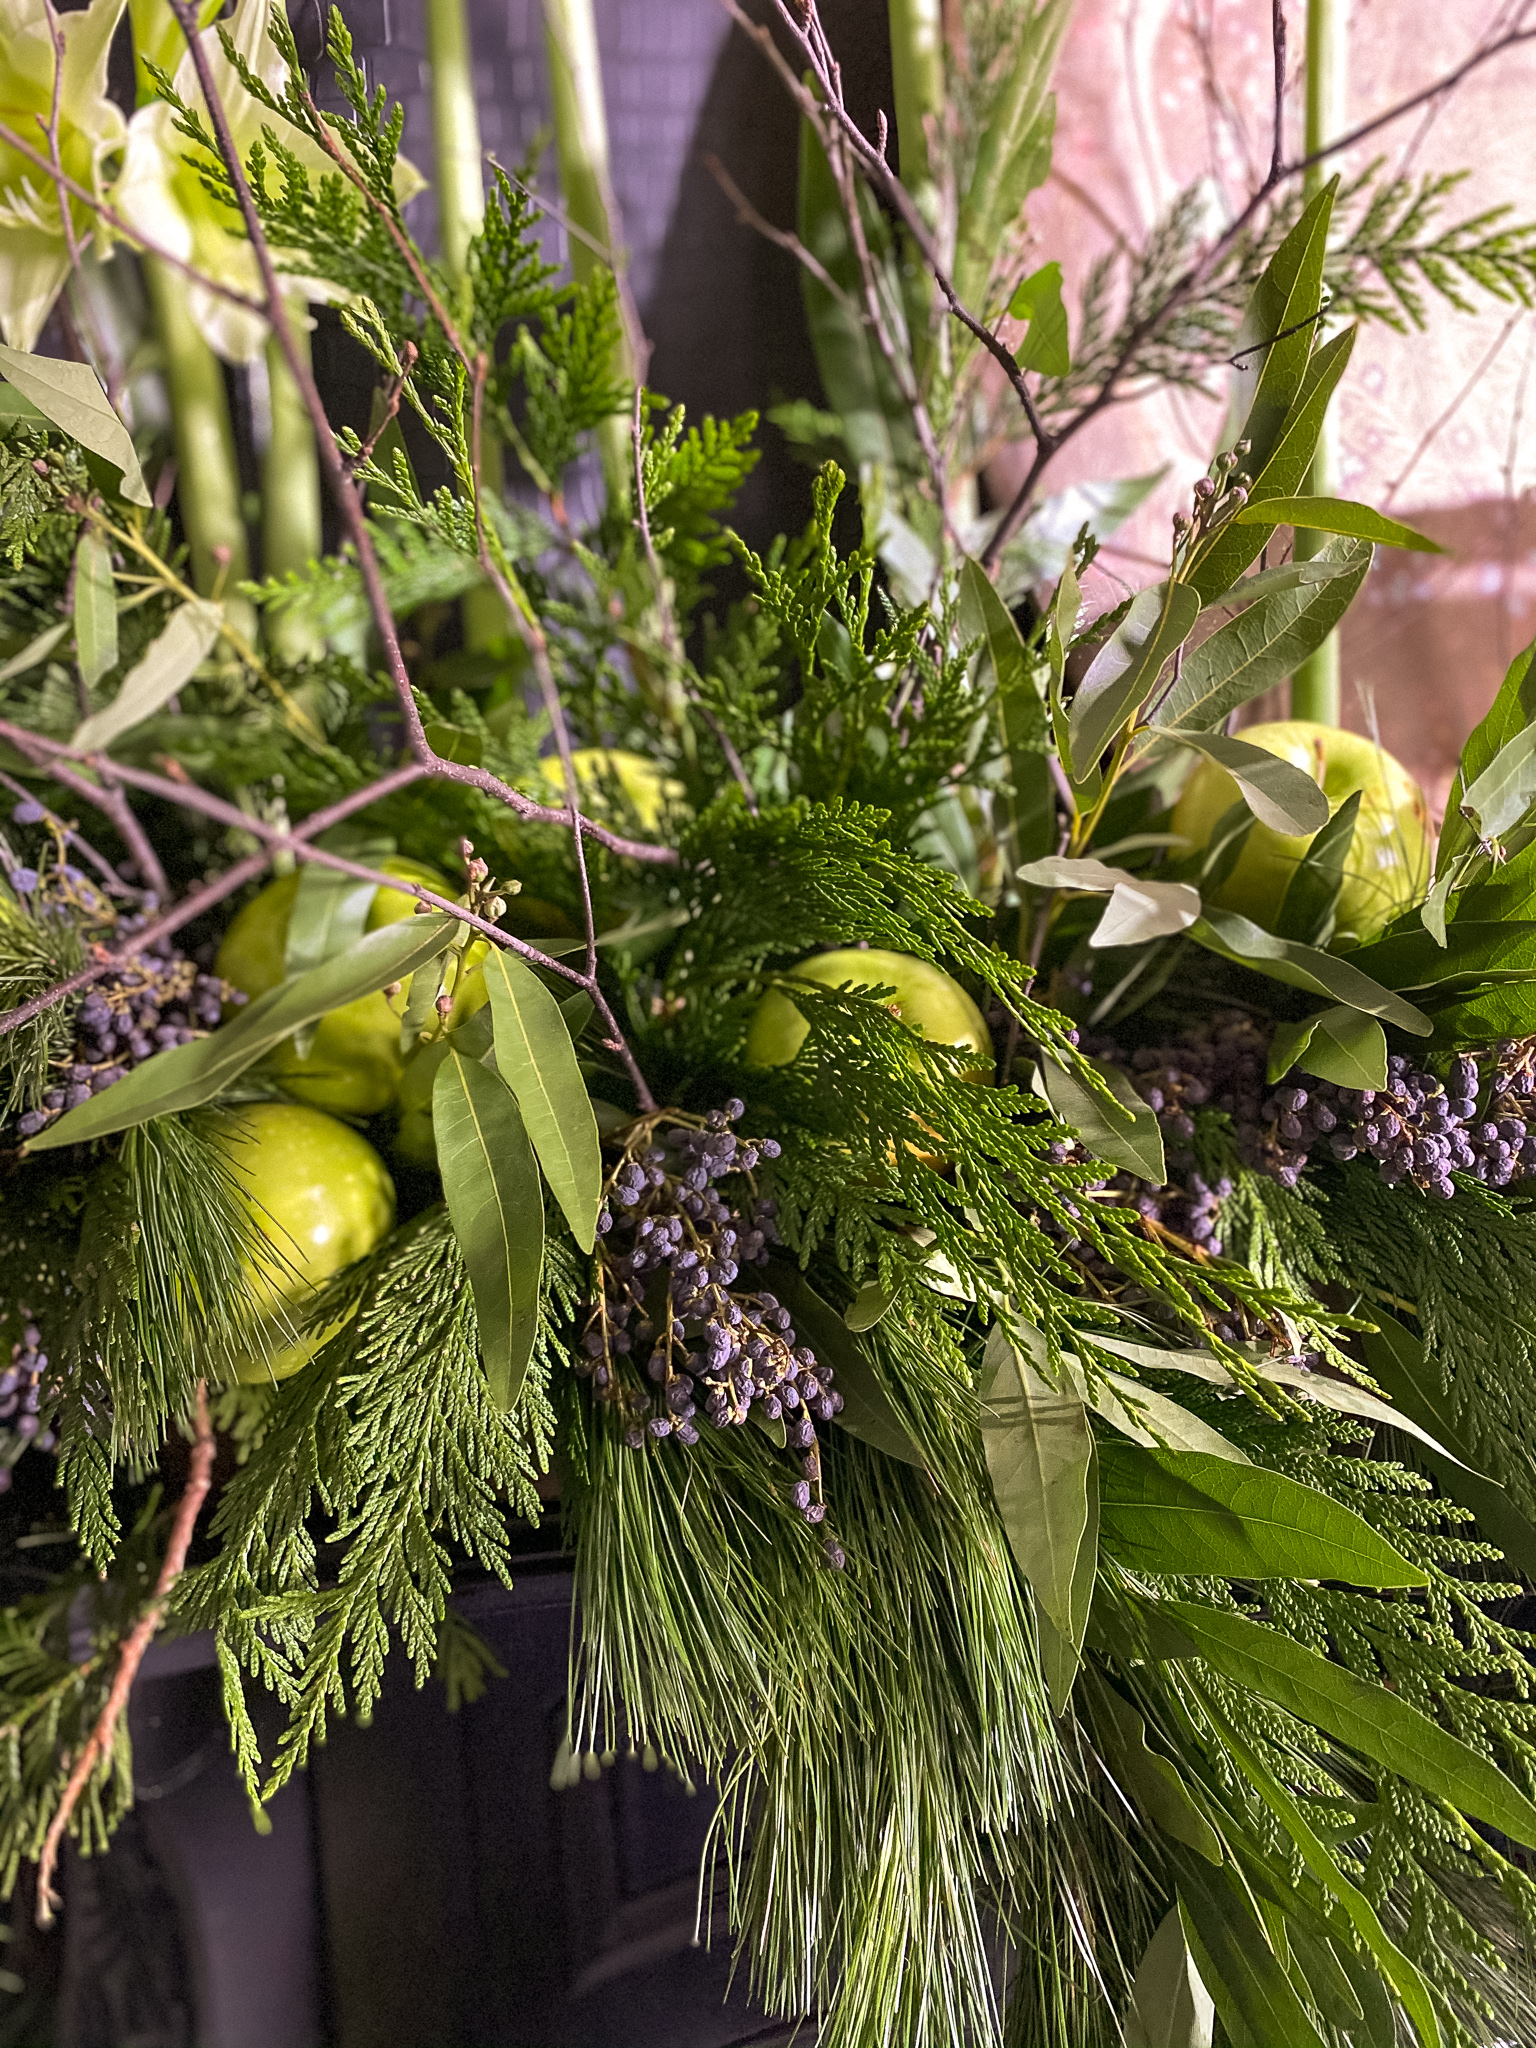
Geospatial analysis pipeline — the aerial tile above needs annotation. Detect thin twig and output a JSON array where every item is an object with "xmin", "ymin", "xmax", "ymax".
[
  {"xmin": 35, "ymin": 1383, "xmax": 215, "ymax": 1928},
  {"xmin": 1268, "ymin": 0, "xmax": 1288, "ymax": 189},
  {"xmin": 702, "ymin": 152, "xmax": 861, "ymax": 315},
  {"xmin": 347, "ymin": 340, "xmax": 419, "ymax": 476},
  {"xmin": 0, "ymin": 770, "xmax": 135, "ymax": 898}
]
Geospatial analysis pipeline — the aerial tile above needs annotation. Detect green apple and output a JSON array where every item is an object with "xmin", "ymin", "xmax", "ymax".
[
  {"xmin": 744, "ymin": 948, "xmax": 992, "ymax": 1072},
  {"xmin": 537, "ymin": 748, "xmax": 684, "ymax": 832},
  {"xmin": 211, "ymin": 1102, "xmax": 396, "ymax": 1383},
  {"xmin": 216, "ymin": 857, "xmax": 487, "ymax": 1114},
  {"xmin": 1169, "ymin": 720, "xmax": 1433, "ymax": 945}
]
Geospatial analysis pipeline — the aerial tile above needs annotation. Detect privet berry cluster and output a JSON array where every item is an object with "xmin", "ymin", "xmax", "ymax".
[
  {"xmin": 0, "ymin": 1321, "xmax": 55, "ymax": 1490},
  {"xmin": 6, "ymin": 798, "xmax": 243, "ymax": 1140},
  {"xmin": 578, "ymin": 1103, "xmax": 846, "ymax": 1569}
]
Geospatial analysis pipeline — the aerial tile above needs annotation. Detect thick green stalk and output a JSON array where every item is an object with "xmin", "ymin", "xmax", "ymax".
[
  {"xmin": 887, "ymin": 0, "xmax": 944, "ymax": 217},
  {"xmin": 142, "ymin": 256, "xmax": 254, "ymax": 641},
  {"xmin": 542, "ymin": 0, "xmax": 632, "ymax": 509},
  {"xmin": 1290, "ymin": 0, "xmax": 1346, "ymax": 725},
  {"xmin": 425, "ymin": 0, "xmax": 485, "ymax": 286},
  {"xmin": 262, "ymin": 323, "xmax": 324, "ymax": 660}
]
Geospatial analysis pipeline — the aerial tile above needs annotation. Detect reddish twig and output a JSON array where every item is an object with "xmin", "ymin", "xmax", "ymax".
[{"xmin": 35, "ymin": 1382, "xmax": 215, "ymax": 1928}]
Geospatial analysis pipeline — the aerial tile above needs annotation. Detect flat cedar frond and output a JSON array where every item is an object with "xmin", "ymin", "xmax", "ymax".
[{"xmin": 179, "ymin": 1208, "xmax": 562, "ymax": 1803}]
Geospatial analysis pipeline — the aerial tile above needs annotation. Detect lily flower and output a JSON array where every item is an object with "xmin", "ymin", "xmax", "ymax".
[{"xmin": 0, "ymin": 0, "xmax": 127, "ymax": 352}]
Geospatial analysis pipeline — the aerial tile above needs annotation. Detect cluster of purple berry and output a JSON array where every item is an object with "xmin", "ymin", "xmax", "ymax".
[
  {"xmin": 6, "ymin": 799, "xmax": 243, "ymax": 1140},
  {"xmin": 1093, "ymin": 1012, "xmax": 1536, "ymax": 1207},
  {"xmin": 0, "ymin": 1321, "xmax": 56, "ymax": 1489},
  {"xmin": 579, "ymin": 1102, "xmax": 846, "ymax": 1568}
]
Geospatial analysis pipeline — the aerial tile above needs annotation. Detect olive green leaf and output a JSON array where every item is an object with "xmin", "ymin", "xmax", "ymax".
[
  {"xmin": 1232, "ymin": 494, "xmax": 1443, "ymax": 553},
  {"xmin": 1169, "ymin": 731, "xmax": 1329, "ymax": 836},
  {"xmin": 1163, "ymin": 1599, "xmax": 1536, "ymax": 1847},
  {"xmin": 72, "ymin": 526, "xmax": 118, "ymax": 689},
  {"xmin": 1175, "ymin": 1857, "xmax": 1327, "ymax": 2048},
  {"xmin": 1274, "ymin": 789, "xmax": 1360, "ymax": 945},
  {"xmin": 1009, "ymin": 260, "xmax": 1071, "ymax": 376},
  {"xmin": 1070, "ymin": 581, "xmax": 1202, "ymax": 770},
  {"xmin": 1097, "ymin": 1442, "xmax": 1427, "ymax": 1585},
  {"xmin": 27, "ymin": 913, "xmax": 458, "ymax": 1150},
  {"xmin": 1155, "ymin": 536, "xmax": 1371, "ymax": 733},
  {"xmin": 1206, "ymin": 557, "xmax": 1357, "ymax": 609},
  {"xmin": 980, "ymin": 1324, "xmax": 1098, "ymax": 1694},
  {"xmin": 1266, "ymin": 1004, "xmax": 1387, "ymax": 1090},
  {"xmin": 845, "ymin": 1280, "xmax": 895, "ymax": 1333},
  {"xmin": 72, "ymin": 599, "xmax": 224, "ymax": 755},
  {"xmin": 0, "ymin": 621, "xmax": 70, "ymax": 687},
  {"xmin": 764, "ymin": 1262, "xmax": 926, "ymax": 1468},
  {"xmin": 960, "ymin": 557, "xmax": 1055, "ymax": 865},
  {"xmin": 482, "ymin": 949, "xmax": 603, "ymax": 1252},
  {"xmin": 1037, "ymin": 1051, "xmax": 1167, "ymax": 1182},
  {"xmin": 1189, "ymin": 907, "xmax": 1432, "ymax": 1034},
  {"xmin": 0, "ymin": 345, "xmax": 151, "ymax": 506},
  {"xmin": 1124, "ymin": 1905, "xmax": 1216, "ymax": 2048},
  {"xmin": 433, "ymin": 1051, "xmax": 543, "ymax": 1410}
]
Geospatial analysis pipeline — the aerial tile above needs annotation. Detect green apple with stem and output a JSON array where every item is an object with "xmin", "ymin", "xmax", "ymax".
[
  {"xmin": 1169, "ymin": 720, "xmax": 1433, "ymax": 944},
  {"xmin": 216, "ymin": 858, "xmax": 488, "ymax": 1115},
  {"xmin": 212, "ymin": 1102, "xmax": 396, "ymax": 1383}
]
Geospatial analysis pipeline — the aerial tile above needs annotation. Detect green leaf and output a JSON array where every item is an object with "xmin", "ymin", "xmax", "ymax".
[
  {"xmin": 764, "ymin": 1263, "xmax": 926, "ymax": 1468},
  {"xmin": 1267, "ymin": 1003, "xmax": 1387, "ymax": 1089},
  {"xmin": 72, "ymin": 527, "xmax": 117, "ymax": 689},
  {"xmin": 1456, "ymin": 722, "xmax": 1536, "ymax": 846},
  {"xmin": 1037, "ymin": 1051, "xmax": 1166, "ymax": 1182},
  {"xmin": 1096, "ymin": 1685, "xmax": 1225, "ymax": 1867},
  {"xmin": 1097, "ymin": 1372, "xmax": 1250, "ymax": 1464},
  {"xmin": 0, "ymin": 345, "xmax": 151, "ymax": 507},
  {"xmin": 1361, "ymin": 1312, "xmax": 1536, "ymax": 1581},
  {"xmin": 1164, "ymin": 1599, "xmax": 1536, "ymax": 1844},
  {"xmin": 1097, "ymin": 1442, "xmax": 1427, "ymax": 1585},
  {"xmin": 1439, "ymin": 637, "xmax": 1536, "ymax": 873},
  {"xmin": 1274, "ymin": 789, "xmax": 1360, "ymax": 945},
  {"xmin": 1009, "ymin": 260, "xmax": 1071, "ymax": 376},
  {"xmin": 1169, "ymin": 731, "xmax": 1328, "ymax": 835},
  {"xmin": 980, "ymin": 1324, "xmax": 1097, "ymax": 1673},
  {"xmin": 1070, "ymin": 581, "xmax": 1202, "ymax": 769},
  {"xmin": 285, "ymin": 845, "xmax": 392, "ymax": 981},
  {"xmin": 1176, "ymin": 1856, "xmax": 1328, "ymax": 2048},
  {"xmin": 482, "ymin": 950, "xmax": 603, "ymax": 1252},
  {"xmin": 1233, "ymin": 494, "xmax": 1444, "ymax": 553},
  {"xmin": 1016, "ymin": 855, "xmax": 1200, "ymax": 948},
  {"xmin": 1155, "ymin": 536, "xmax": 1372, "ymax": 731},
  {"xmin": 432, "ymin": 1052, "xmax": 543, "ymax": 1410},
  {"xmin": 1190, "ymin": 323, "xmax": 1357, "ymax": 605},
  {"xmin": 1188, "ymin": 908, "xmax": 1432, "ymax": 1034},
  {"xmin": 844, "ymin": 1280, "xmax": 894, "ymax": 1333},
  {"xmin": 0, "ymin": 621, "xmax": 69, "ymax": 686},
  {"xmin": 1204, "ymin": 1694, "xmax": 1442, "ymax": 2048},
  {"xmin": 1344, "ymin": 917, "xmax": 1536, "ymax": 994},
  {"xmin": 1206, "ymin": 557, "xmax": 1359, "ymax": 609},
  {"xmin": 959, "ymin": 557, "xmax": 1054, "ymax": 865},
  {"xmin": 1124, "ymin": 1906, "xmax": 1216, "ymax": 2048},
  {"xmin": 72, "ymin": 600, "xmax": 224, "ymax": 755},
  {"xmin": 27, "ymin": 913, "xmax": 458, "ymax": 1150},
  {"xmin": 1224, "ymin": 180, "xmax": 1340, "ymax": 484}
]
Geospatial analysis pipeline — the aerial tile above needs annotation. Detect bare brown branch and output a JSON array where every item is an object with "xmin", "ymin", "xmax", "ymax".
[{"xmin": 36, "ymin": 1383, "xmax": 215, "ymax": 1928}]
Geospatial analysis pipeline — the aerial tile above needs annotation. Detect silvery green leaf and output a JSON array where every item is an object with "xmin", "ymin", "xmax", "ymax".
[
  {"xmin": 1098, "ymin": 1372, "xmax": 1250, "ymax": 1463},
  {"xmin": 1091, "ymin": 879, "xmax": 1202, "ymax": 948},
  {"xmin": 1190, "ymin": 908, "xmax": 1432, "ymax": 1035},
  {"xmin": 0, "ymin": 621, "xmax": 69, "ymax": 686},
  {"xmin": 1457, "ymin": 723, "xmax": 1536, "ymax": 845},
  {"xmin": 1037, "ymin": 1052, "xmax": 1166, "ymax": 1182},
  {"xmin": 72, "ymin": 600, "xmax": 224, "ymax": 754},
  {"xmin": 1069, "ymin": 581, "xmax": 1201, "ymax": 769},
  {"xmin": 72, "ymin": 527, "xmax": 117, "ymax": 688},
  {"xmin": 1170, "ymin": 730, "xmax": 1329, "ymax": 835},
  {"xmin": 0, "ymin": 345, "xmax": 151, "ymax": 506},
  {"xmin": 1124, "ymin": 1907, "xmax": 1216, "ymax": 2048},
  {"xmin": 483, "ymin": 950, "xmax": 603, "ymax": 1252}
]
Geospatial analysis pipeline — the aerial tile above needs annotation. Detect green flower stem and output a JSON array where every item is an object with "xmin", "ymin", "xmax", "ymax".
[
  {"xmin": 887, "ymin": 0, "xmax": 944, "ymax": 214},
  {"xmin": 142, "ymin": 254, "xmax": 255, "ymax": 642},
  {"xmin": 425, "ymin": 0, "xmax": 509, "ymax": 649},
  {"xmin": 542, "ymin": 0, "xmax": 633, "ymax": 510},
  {"xmin": 262, "ymin": 320, "xmax": 324, "ymax": 660},
  {"xmin": 1290, "ymin": 0, "xmax": 1346, "ymax": 726}
]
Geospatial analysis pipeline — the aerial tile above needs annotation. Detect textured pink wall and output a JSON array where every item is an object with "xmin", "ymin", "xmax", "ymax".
[{"xmin": 993, "ymin": 0, "xmax": 1536, "ymax": 810}]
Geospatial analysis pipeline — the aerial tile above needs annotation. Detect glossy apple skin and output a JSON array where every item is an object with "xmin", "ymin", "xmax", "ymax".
[
  {"xmin": 211, "ymin": 1102, "xmax": 396, "ymax": 1382},
  {"xmin": 537, "ymin": 748, "xmax": 682, "ymax": 832},
  {"xmin": 1169, "ymin": 720, "xmax": 1433, "ymax": 944},
  {"xmin": 215, "ymin": 858, "xmax": 487, "ymax": 1114},
  {"xmin": 743, "ymin": 948, "xmax": 992, "ymax": 1071}
]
